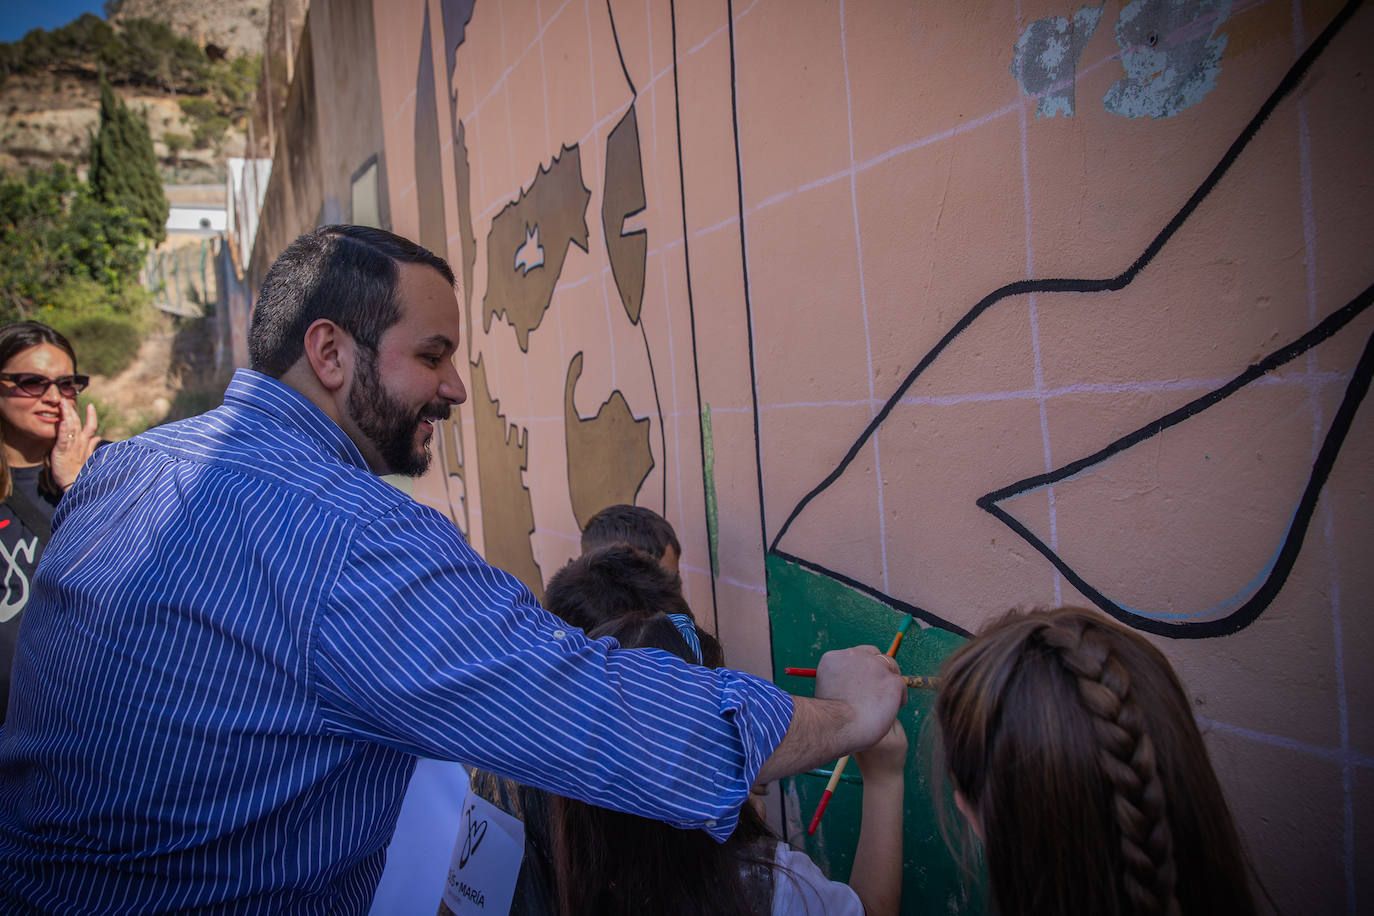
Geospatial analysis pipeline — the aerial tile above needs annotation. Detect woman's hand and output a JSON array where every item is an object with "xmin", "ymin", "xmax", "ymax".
[{"xmin": 50, "ymin": 397, "xmax": 101, "ymax": 491}]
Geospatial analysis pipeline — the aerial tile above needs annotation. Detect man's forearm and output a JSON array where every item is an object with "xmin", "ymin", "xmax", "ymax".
[
  {"xmin": 755, "ymin": 696, "xmax": 866, "ymax": 784},
  {"xmin": 754, "ymin": 645, "xmax": 907, "ymax": 784}
]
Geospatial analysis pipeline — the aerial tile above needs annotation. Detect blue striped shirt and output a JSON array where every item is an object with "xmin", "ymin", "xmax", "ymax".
[{"xmin": 0, "ymin": 369, "xmax": 793, "ymax": 914}]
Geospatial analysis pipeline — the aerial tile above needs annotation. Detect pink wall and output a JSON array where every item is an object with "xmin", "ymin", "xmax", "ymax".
[{"xmin": 249, "ymin": 0, "xmax": 1374, "ymax": 910}]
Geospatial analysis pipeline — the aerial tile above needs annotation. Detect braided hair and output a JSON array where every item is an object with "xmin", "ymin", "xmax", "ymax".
[{"xmin": 934, "ymin": 608, "xmax": 1256, "ymax": 916}]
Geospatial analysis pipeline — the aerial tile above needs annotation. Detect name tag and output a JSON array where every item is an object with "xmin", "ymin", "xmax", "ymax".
[{"xmin": 440, "ymin": 783, "xmax": 526, "ymax": 914}]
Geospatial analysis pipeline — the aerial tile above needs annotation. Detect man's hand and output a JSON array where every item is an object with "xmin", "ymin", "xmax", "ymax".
[
  {"xmin": 755, "ymin": 645, "xmax": 906, "ymax": 785},
  {"xmin": 814, "ymin": 645, "xmax": 907, "ymax": 752}
]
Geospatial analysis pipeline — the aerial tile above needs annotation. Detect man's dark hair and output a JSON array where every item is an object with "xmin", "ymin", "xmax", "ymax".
[
  {"xmin": 579, "ymin": 504, "xmax": 681, "ymax": 560},
  {"xmin": 544, "ymin": 545, "xmax": 690, "ymax": 633},
  {"xmin": 249, "ymin": 225, "xmax": 456, "ymax": 377}
]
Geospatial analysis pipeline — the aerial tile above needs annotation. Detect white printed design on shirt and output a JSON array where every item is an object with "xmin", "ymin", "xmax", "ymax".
[{"xmin": 0, "ymin": 534, "xmax": 38, "ymax": 622}]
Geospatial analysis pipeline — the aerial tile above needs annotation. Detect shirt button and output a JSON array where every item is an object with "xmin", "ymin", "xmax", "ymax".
[
  {"xmin": 553, "ymin": 629, "xmax": 566, "ymax": 639},
  {"xmin": 705, "ymin": 820, "xmax": 716, "ymax": 828}
]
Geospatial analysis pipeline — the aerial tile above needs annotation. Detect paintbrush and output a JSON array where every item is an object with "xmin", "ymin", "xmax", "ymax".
[
  {"xmin": 807, "ymin": 612, "xmax": 913, "ymax": 835},
  {"xmin": 785, "ymin": 667, "xmax": 941, "ymax": 691}
]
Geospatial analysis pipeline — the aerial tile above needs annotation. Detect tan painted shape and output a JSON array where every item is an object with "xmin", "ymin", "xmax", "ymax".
[
  {"xmin": 602, "ymin": 105, "xmax": 648, "ymax": 325},
  {"xmin": 469, "ymin": 355, "xmax": 543, "ymax": 600},
  {"xmin": 564, "ymin": 351, "xmax": 654, "ymax": 531},
  {"xmin": 481, "ymin": 145, "xmax": 592, "ymax": 351}
]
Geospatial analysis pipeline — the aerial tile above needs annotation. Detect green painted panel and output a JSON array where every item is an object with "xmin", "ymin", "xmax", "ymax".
[{"xmin": 766, "ymin": 553, "xmax": 986, "ymax": 914}]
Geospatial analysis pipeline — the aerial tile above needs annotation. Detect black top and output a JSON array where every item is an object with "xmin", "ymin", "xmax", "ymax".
[{"xmin": 0, "ymin": 464, "xmax": 60, "ymax": 723}]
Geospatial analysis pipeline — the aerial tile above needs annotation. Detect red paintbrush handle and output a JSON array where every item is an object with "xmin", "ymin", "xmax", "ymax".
[{"xmin": 807, "ymin": 788, "xmax": 833, "ymax": 835}]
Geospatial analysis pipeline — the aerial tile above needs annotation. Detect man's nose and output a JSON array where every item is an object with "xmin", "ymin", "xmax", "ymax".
[{"xmin": 441, "ymin": 361, "xmax": 467, "ymax": 406}]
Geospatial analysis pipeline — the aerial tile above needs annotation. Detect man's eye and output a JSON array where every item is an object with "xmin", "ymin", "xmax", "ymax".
[{"xmin": 421, "ymin": 355, "xmax": 441, "ymax": 366}]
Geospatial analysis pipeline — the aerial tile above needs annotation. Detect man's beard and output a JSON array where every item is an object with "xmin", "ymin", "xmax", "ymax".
[{"xmin": 348, "ymin": 347, "xmax": 450, "ymax": 476}]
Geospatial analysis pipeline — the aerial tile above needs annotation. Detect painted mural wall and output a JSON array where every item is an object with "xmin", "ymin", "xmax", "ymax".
[{"xmin": 240, "ymin": 0, "xmax": 1374, "ymax": 911}]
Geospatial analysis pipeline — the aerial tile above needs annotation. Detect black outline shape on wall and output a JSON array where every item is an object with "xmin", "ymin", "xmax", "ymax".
[
  {"xmin": 764, "ymin": 0, "xmax": 1367, "ymax": 636},
  {"xmin": 437, "ymin": 0, "xmax": 477, "ymax": 537},
  {"xmin": 669, "ymin": 0, "xmax": 720, "ymax": 629},
  {"xmin": 981, "ymin": 286, "xmax": 1373, "ymax": 638}
]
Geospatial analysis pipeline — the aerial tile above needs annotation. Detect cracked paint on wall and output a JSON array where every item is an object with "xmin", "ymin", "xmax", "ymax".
[
  {"xmin": 1012, "ymin": 4, "xmax": 1104, "ymax": 118},
  {"xmin": 1104, "ymin": 0, "xmax": 1232, "ymax": 119}
]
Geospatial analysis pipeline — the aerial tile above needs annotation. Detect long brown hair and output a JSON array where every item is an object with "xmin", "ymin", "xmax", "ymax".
[
  {"xmin": 0, "ymin": 321, "xmax": 79, "ymax": 501},
  {"xmin": 548, "ymin": 612, "xmax": 777, "ymax": 916},
  {"xmin": 935, "ymin": 608, "xmax": 1257, "ymax": 915}
]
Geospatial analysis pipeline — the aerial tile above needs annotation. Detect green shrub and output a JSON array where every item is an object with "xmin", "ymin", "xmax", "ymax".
[
  {"xmin": 37, "ymin": 277, "xmax": 150, "ymax": 377},
  {"xmin": 51, "ymin": 312, "xmax": 143, "ymax": 378},
  {"xmin": 162, "ymin": 131, "xmax": 191, "ymax": 158},
  {"xmin": 191, "ymin": 116, "xmax": 231, "ymax": 149},
  {"xmin": 0, "ymin": 163, "xmax": 149, "ymax": 319},
  {"xmin": 178, "ymin": 96, "xmax": 219, "ymax": 120}
]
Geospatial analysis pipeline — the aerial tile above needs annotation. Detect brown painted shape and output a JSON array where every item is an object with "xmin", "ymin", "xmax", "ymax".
[
  {"xmin": 416, "ymin": 4, "xmax": 469, "ymax": 534},
  {"xmin": 602, "ymin": 105, "xmax": 648, "ymax": 324},
  {"xmin": 442, "ymin": 0, "xmax": 478, "ymax": 345},
  {"xmin": 414, "ymin": 6, "xmax": 447, "ymax": 257},
  {"xmin": 470, "ymin": 355, "xmax": 544, "ymax": 600},
  {"xmin": 482, "ymin": 145, "xmax": 591, "ymax": 351},
  {"xmin": 433, "ymin": 415, "xmax": 468, "ymax": 534},
  {"xmin": 564, "ymin": 351, "xmax": 654, "ymax": 531},
  {"xmin": 451, "ymin": 123, "xmax": 478, "ymax": 343}
]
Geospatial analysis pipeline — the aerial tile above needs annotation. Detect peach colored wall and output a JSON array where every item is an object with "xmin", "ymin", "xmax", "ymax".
[{"xmin": 247, "ymin": 0, "xmax": 1373, "ymax": 911}]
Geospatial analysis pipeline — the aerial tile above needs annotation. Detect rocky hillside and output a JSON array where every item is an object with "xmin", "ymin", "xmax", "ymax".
[
  {"xmin": 110, "ymin": 0, "xmax": 269, "ymax": 59},
  {"xmin": 0, "ymin": 1, "xmax": 267, "ymax": 182}
]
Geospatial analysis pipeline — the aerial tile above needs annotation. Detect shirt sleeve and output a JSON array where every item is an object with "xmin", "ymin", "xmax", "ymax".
[
  {"xmin": 769, "ymin": 843, "xmax": 864, "ymax": 916},
  {"xmin": 307, "ymin": 501, "xmax": 794, "ymax": 841}
]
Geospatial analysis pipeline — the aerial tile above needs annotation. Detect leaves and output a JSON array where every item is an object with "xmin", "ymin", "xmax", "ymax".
[
  {"xmin": 0, "ymin": 163, "xmax": 148, "ymax": 325},
  {"xmin": 90, "ymin": 77, "xmax": 168, "ymax": 245}
]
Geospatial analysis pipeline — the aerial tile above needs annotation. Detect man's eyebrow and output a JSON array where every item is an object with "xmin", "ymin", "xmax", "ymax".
[{"xmin": 419, "ymin": 335, "xmax": 456, "ymax": 351}]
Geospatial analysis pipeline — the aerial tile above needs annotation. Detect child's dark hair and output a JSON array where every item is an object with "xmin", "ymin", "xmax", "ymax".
[
  {"xmin": 544, "ymin": 545, "xmax": 690, "ymax": 632},
  {"xmin": 579, "ymin": 504, "xmax": 681, "ymax": 560},
  {"xmin": 549, "ymin": 612, "xmax": 772, "ymax": 916}
]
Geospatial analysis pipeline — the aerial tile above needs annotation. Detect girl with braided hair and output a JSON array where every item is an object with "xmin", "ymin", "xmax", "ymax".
[{"xmin": 935, "ymin": 608, "xmax": 1257, "ymax": 915}]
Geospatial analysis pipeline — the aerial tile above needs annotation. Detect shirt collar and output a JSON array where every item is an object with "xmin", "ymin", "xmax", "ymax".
[{"xmin": 222, "ymin": 368, "xmax": 373, "ymax": 473}]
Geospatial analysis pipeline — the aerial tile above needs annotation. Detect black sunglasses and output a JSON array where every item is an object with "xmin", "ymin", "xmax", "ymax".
[{"xmin": 0, "ymin": 372, "xmax": 91, "ymax": 398}]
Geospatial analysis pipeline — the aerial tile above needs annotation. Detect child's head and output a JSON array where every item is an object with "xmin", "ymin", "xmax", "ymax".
[
  {"xmin": 580, "ymin": 504, "xmax": 681, "ymax": 573},
  {"xmin": 551, "ymin": 611, "xmax": 766, "ymax": 916},
  {"xmin": 935, "ymin": 607, "xmax": 1255, "ymax": 916},
  {"xmin": 544, "ymin": 545, "xmax": 691, "ymax": 633},
  {"xmin": 586, "ymin": 611, "xmax": 723, "ymax": 669}
]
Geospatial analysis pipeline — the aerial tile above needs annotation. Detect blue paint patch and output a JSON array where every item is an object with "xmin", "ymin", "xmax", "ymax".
[
  {"xmin": 1103, "ymin": 0, "xmax": 1232, "ymax": 119},
  {"xmin": 1011, "ymin": 5, "xmax": 1105, "ymax": 118}
]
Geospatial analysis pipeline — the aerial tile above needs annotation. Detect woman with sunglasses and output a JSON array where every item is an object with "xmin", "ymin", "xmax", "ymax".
[{"xmin": 0, "ymin": 320, "xmax": 101, "ymax": 724}]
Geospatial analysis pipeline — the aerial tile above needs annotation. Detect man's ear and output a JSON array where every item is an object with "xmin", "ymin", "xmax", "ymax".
[{"xmin": 302, "ymin": 319, "xmax": 353, "ymax": 392}]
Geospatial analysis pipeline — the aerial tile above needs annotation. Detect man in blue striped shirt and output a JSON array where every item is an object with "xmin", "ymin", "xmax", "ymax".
[{"xmin": 0, "ymin": 226, "xmax": 906, "ymax": 913}]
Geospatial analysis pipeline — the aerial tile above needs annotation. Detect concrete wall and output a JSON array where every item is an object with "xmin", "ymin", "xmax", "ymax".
[{"xmin": 248, "ymin": 1, "xmax": 1374, "ymax": 911}]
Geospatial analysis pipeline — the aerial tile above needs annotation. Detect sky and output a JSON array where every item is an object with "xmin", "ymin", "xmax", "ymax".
[{"xmin": 1, "ymin": 1, "xmax": 107, "ymax": 43}]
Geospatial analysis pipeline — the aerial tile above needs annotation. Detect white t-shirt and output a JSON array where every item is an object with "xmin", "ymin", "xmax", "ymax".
[{"xmin": 770, "ymin": 843, "xmax": 864, "ymax": 916}]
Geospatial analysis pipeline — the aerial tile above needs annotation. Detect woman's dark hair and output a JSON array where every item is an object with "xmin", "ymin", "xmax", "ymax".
[
  {"xmin": 549, "ymin": 611, "xmax": 773, "ymax": 916},
  {"xmin": 248, "ymin": 225, "xmax": 455, "ymax": 377},
  {"xmin": 579, "ymin": 503, "xmax": 682, "ymax": 560},
  {"xmin": 935, "ymin": 607, "xmax": 1257, "ymax": 916},
  {"xmin": 0, "ymin": 321, "xmax": 80, "ymax": 501},
  {"xmin": 544, "ymin": 545, "xmax": 691, "ymax": 632}
]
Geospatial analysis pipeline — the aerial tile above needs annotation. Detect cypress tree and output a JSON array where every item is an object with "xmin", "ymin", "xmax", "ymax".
[{"xmin": 90, "ymin": 76, "xmax": 168, "ymax": 244}]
